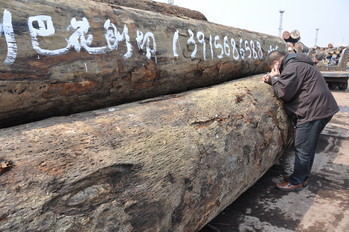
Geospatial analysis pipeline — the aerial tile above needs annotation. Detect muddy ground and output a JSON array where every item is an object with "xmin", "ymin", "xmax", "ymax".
[{"xmin": 200, "ymin": 88, "xmax": 349, "ymax": 232}]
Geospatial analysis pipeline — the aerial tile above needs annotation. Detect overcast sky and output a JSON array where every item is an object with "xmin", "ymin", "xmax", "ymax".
[{"xmin": 154, "ymin": 0, "xmax": 349, "ymax": 48}]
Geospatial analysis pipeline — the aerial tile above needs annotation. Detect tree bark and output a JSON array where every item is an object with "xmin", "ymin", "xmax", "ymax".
[
  {"xmin": 0, "ymin": 76, "xmax": 294, "ymax": 232},
  {"xmin": 0, "ymin": 0, "xmax": 286, "ymax": 127},
  {"xmin": 92, "ymin": 0, "xmax": 208, "ymax": 21}
]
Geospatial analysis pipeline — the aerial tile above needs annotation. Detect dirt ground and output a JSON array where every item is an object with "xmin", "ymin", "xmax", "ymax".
[{"xmin": 200, "ymin": 88, "xmax": 349, "ymax": 232}]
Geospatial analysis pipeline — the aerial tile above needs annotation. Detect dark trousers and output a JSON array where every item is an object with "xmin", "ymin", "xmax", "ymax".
[{"xmin": 289, "ymin": 117, "xmax": 332, "ymax": 185}]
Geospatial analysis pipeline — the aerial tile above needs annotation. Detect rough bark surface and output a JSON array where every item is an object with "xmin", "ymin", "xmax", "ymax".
[
  {"xmin": 92, "ymin": 0, "xmax": 208, "ymax": 21},
  {"xmin": 0, "ymin": 76, "xmax": 294, "ymax": 232},
  {"xmin": 0, "ymin": 0, "xmax": 286, "ymax": 127}
]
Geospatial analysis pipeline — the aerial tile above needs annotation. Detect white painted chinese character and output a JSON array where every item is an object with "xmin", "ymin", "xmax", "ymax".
[
  {"xmin": 136, "ymin": 30, "xmax": 157, "ymax": 60},
  {"xmin": 28, "ymin": 15, "xmax": 70, "ymax": 55},
  {"xmin": 104, "ymin": 19, "xmax": 132, "ymax": 59},
  {"xmin": 68, "ymin": 17, "xmax": 107, "ymax": 54},
  {"xmin": 0, "ymin": 10, "xmax": 17, "ymax": 64}
]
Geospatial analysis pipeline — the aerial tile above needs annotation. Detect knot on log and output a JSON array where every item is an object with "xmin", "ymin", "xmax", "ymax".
[
  {"xmin": 0, "ymin": 160, "xmax": 14, "ymax": 175},
  {"xmin": 41, "ymin": 163, "xmax": 142, "ymax": 216}
]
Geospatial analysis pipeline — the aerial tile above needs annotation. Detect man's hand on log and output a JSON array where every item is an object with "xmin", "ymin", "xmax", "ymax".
[
  {"xmin": 262, "ymin": 73, "xmax": 271, "ymax": 83},
  {"xmin": 262, "ymin": 63, "xmax": 280, "ymax": 84}
]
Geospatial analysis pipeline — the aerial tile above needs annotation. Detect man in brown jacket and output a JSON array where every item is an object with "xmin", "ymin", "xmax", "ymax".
[{"xmin": 263, "ymin": 50, "xmax": 339, "ymax": 192}]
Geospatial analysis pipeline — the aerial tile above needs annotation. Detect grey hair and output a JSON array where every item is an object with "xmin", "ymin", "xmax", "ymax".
[{"xmin": 266, "ymin": 50, "xmax": 287, "ymax": 67}]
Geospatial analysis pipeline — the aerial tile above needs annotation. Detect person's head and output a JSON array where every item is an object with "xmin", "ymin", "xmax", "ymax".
[{"xmin": 266, "ymin": 50, "xmax": 287, "ymax": 70}]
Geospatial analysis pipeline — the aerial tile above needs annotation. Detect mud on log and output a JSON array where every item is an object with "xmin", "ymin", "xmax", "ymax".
[
  {"xmin": 0, "ymin": 76, "xmax": 294, "ymax": 232},
  {"xmin": 0, "ymin": 0, "xmax": 285, "ymax": 128}
]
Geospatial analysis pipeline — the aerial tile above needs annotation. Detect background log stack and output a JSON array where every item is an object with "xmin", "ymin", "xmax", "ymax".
[
  {"xmin": 282, "ymin": 29, "xmax": 309, "ymax": 53},
  {"xmin": 0, "ymin": 0, "xmax": 292, "ymax": 231},
  {"xmin": 281, "ymin": 29, "xmax": 348, "ymax": 70},
  {"xmin": 310, "ymin": 45, "xmax": 347, "ymax": 65}
]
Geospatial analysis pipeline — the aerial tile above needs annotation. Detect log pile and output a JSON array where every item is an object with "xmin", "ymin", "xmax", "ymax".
[
  {"xmin": 282, "ymin": 29, "xmax": 300, "ymax": 43},
  {"xmin": 282, "ymin": 30, "xmax": 309, "ymax": 53},
  {"xmin": 310, "ymin": 45, "xmax": 347, "ymax": 64},
  {"xmin": 0, "ymin": 0, "xmax": 285, "ymax": 128},
  {"xmin": 0, "ymin": 0, "xmax": 293, "ymax": 231},
  {"xmin": 281, "ymin": 29, "xmax": 348, "ymax": 70}
]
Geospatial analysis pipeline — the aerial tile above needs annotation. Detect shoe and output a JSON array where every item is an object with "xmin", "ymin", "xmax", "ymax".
[
  {"xmin": 284, "ymin": 176, "xmax": 309, "ymax": 187},
  {"xmin": 276, "ymin": 181, "xmax": 303, "ymax": 192}
]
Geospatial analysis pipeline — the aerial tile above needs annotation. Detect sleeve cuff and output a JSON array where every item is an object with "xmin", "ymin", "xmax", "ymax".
[{"xmin": 271, "ymin": 75, "xmax": 280, "ymax": 85}]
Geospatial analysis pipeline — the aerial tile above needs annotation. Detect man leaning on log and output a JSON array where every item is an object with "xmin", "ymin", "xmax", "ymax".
[{"xmin": 262, "ymin": 50, "xmax": 339, "ymax": 192}]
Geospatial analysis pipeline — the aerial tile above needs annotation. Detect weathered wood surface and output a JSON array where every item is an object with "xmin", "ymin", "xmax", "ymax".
[
  {"xmin": 92, "ymin": 0, "xmax": 208, "ymax": 21},
  {"xmin": 0, "ymin": 0, "xmax": 285, "ymax": 127},
  {"xmin": 0, "ymin": 76, "xmax": 294, "ymax": 232}
]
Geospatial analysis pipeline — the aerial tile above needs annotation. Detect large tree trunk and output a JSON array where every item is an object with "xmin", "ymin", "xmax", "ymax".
[
  {"xmin": 92, "ymin": 0, "xmax": 208, "ymax": 21},
  {"xmin": 0, "ymin": 76, "xmax": 294, "ymax": 232},
  {"xmin": 0, "ymin": 0, "xmax": 285, "ymax": 127}
]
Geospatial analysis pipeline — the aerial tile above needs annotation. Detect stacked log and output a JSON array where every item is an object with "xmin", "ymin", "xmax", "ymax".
[
  {"xmin": 290, "ymin": 29, "xmax": 300, "ymax": 42},
  {"xmin": 0, "ymin": 0, "xmax": 286, "ymax": 128},
  {"xmin": 294, "ymin": 41, "xmax": 309, "ymax": 53},
  {"xmin": 282, "ymin": 30, "xmax": 300, "ymax": 43},
  {"xmin": 282, "ymin": 30, "xmax": 308, "ymax": 53},
  {"xmin": 311, "ymin": 46, "xmax": 349, "ymax": 71},
  {"xmin": 282, "ymin": 30, "xmax": 291, "ymax": 41},
  {"xmin": 309, "ymin": 45, "xmax": 346, "ymax": 63},
  {"xmin": 324, "ymin": 47, "xmax": 346, "ymax": 63},
  {"xmin": 0, "ymin": 77, "xmax": 294, "ymax": 232},
  {"xmin": 286, "ymin": 42, "xmax": 295, "ymax": 53}
]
